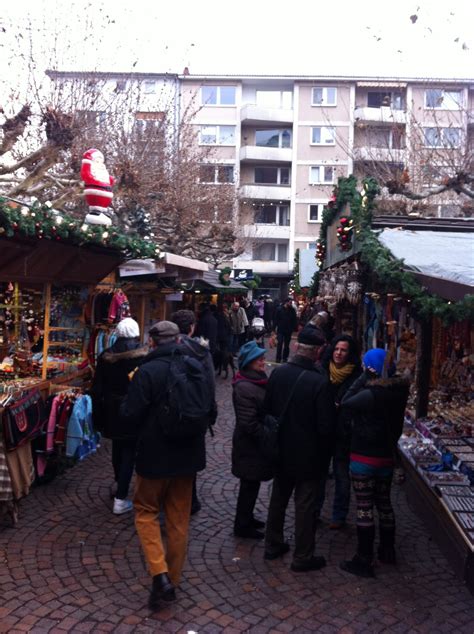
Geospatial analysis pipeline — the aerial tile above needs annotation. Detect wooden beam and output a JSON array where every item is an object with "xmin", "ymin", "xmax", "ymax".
[{"xmin": 41, "ymin": 282, "xmax": 51, "ymax": 381}]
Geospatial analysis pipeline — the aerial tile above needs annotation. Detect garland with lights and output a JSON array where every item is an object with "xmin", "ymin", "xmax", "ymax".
[
  {"xmin": 316, "ymin": 176, "xmax": 473, "ymax": 324},
  {"xmin": 0, "ymin": 198, "xmax": 161, "ymax": 259}
]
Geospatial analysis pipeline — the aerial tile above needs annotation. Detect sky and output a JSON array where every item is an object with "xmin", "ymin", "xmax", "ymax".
[{"xmin": 1, "ymin": 0, "xmax": 474, "ymax": 81}]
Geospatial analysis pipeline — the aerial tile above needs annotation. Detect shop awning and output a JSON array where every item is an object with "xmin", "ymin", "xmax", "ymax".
[
  {"xmin": 178, "ymin": 270, "xmax": 248, "ymax": 293},
  {"xmin": 377, "ymin": 229, "xmax": 474, "ymax": 301},
  {"xmin": 0, "ymin": 237, "xmax": 124, "ymax": 285}
]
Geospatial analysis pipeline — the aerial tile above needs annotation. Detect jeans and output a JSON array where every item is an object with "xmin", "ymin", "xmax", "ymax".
[
  {"xmin": 111, "ymin": 438, "xmax": 136, "ymax": 500},
  {"xmin": 314, "ymin": 454, "xmax": 351, "ymax": 522},
  {"xmin": 265, "ymin": 475, "xmax": 324, "ymax": 565},
  {"xmin": 235, "ymin": 479, "xmax": 261, "ymax": 531},
  {"xmin": 134, "ymin": 474, "xmax": 193, "ymax": 584},
  {"xmin": 276, "ymin": 332, "xmax": 291, "ymax": 362}
]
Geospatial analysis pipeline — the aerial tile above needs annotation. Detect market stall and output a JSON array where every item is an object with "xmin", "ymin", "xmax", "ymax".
[
  {"xmin": 0, "ymin": 199, "xmax": 160, "ymax": 525},
  {"xmin": 314, "ymin": 178, "xmax": 474, "ymax": 592}
]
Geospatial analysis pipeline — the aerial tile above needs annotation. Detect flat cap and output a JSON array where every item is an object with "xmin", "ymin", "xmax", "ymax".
[
  {"xmin": 297, "ymin": 324, "xmax": 326, "ymax": 347},
  {"xmin": 149, "ymin": 320, "xmax": 179, "ymax": 338}
]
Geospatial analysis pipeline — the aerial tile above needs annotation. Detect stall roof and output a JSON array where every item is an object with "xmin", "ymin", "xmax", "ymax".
[
  {"xmin": 0, "ymin": 237, "xmax": 124, "ymax": 285},
  {"xmin": 178, "ymin": 270, "xmax": 248, "ymax": 292},
  {"xmin": 377, "ymin": 229, "xmax": 474, "ymax": 301}
]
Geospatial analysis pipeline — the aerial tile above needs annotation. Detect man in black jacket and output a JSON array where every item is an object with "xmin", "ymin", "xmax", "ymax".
[
  {"xmin": 263, "ymin": 324, "xmax": 333, "ymax": 572},
  {"xmin": 274, "ymin": 297, "xmax": 298, "ymax": 363},
  {"xmin": 120, "ymin": 320, "xmax": 207, "ymax": 610},
  {"xmin": 171, "ymin": 309, "xmax": 218, "ymax": 515}
]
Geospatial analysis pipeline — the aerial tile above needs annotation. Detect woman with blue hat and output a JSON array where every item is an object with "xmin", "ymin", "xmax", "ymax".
[
  {"xmin": 231, "ymin": 341, "xmax": 273, "ymax": 539},
  {"xmin": 339, "ymin": 348, "xmax": 410, "ymax": 578}
]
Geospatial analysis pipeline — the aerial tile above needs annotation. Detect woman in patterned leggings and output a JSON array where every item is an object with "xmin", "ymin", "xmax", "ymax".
[{"xmin": 339, "ymin": 348, "xmax": 410, "ymax": 578}]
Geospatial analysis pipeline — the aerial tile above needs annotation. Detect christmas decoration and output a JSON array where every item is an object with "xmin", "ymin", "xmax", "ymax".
[
  {"xmin": 0, "ymin": 198, "xmax": 161, "ymax": 259},
  {"xmin": 336, "ymin": 216, "xmax": 354, "ymax": 251},
  {"xmin": 81, "ymin": 148, "xmax": 115, "ymax": 226},
  {"xmin": 218, "ymin": 267, "xmax": 232, "ymax": 286}
]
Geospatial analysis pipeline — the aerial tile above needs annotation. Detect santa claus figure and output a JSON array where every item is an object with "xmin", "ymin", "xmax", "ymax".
[{"xmin": 81, "ymin": 148, "xmax": 115, "ymax": 226}]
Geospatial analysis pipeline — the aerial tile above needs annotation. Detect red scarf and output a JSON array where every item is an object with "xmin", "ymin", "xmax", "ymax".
[{"xmin": 232, "ymin": 371, "xmax": 268, "ymax": 386}]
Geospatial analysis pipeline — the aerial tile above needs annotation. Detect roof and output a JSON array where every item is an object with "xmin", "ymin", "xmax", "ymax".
[
  {"xmin": 178, "ymin": 270, "xmax": 248, "ymax": 293},
  {"xmin": 377, "ymin": 229, "xmax": 474, "ymax": 301}
]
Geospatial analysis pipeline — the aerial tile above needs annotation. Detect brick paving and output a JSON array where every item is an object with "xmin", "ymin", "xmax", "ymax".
[{"xmin": 1, "ymin": 351, "xmax": 473, "ymax": 632}]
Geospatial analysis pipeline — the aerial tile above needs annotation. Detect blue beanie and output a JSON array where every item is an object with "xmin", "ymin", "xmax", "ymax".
[
  {"xmin": 238, "ymin": 341, "xmax": 265, "ymax": 370},
  {"xmin": 363, "ymin": 348, "xmax": 387, "ymax": 377}
]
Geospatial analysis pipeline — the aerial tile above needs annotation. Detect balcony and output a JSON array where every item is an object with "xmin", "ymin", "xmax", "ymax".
[
  {"xmin": 354, "ymin": 106, "xmax": 406, "ymax": 125},
  {"xmin": 233, "ymin": 259, "xmax": 291, "ymax": 276},
  {"xmin": 240, "ymin": 145, "xmax": 292, "ymax": 164},
  {"xmin": 241, "ymin": 104, "xmax": 294, "ymax": 125},
  {"xmin": 353, "ymin": 147, "xmax": 406, "ymax": 163},
  {"xmin": 240, "ymin": 224, "xmax": 290, "ymax": 240},
  {"xmin": 240, "ymin": 184, "xmax": 291, "ymax": 200}
]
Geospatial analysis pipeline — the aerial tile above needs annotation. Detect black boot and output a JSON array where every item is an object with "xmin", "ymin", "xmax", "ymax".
[
  {"xmin": 251, "ymin": 517, "xmax": 265, "ymax": 529},
  {"xmin": 378, "ymin": 527, "xmax": 396, "ymax": 564},
  {"xmin": 148, "ymin": 573, "xmax": 176, "ymax": 610},
  {"xmin": 340, "ymin": 554, "xmax": 375, "ymax": 578},
  {"xmin": 191, "ymin": 475, "xmax": 201, "ymax": 515},
  {"xmin": 234, "ymin": 525, "xmax": 264, "ymax": 539}
]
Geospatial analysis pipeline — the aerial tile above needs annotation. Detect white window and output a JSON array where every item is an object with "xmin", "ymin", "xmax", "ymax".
[
  {"xmin": 423, "ymin": 127, "xmax": 461, "ymax": 148},
  {"xmin": 199, "ymin": 125, "xmax": 236, "ymax": 145},
  {"xmin": 425, "ymin": 89, "xmax": 462, "ymax": 110},
  {"xmin": 254, "ymin": 167, "xmax": 290, "ymax": 185},
  {"xmin": 309, "ymin": 166, "xmax": 335, "ymax": 184},
  {"xmin": 143, "ymin": 80, "xmax": 157, "ymax": 94},
  {"xmin": 311, "ymin": 126, "xmax": 336, "ymax": 145},
  {"xmin": 311, "ymin": 87, "xmax": 337, "ymax": 106},
  {"xmin": 308, "ymin": 203, "xmax": 324, "ymax": 222},
  {"xmin": 255, "ymin": 204, "xmax": 290, "ymax": 226},
  {"xmin": 199, "ymin": 164, "xmax": 234, "ymax": 184},
  {"xmin": 255, "ymin": 129, "xmax": 292, "ymax": 148},
  {"xmin": 201, "ymin": 85, "xmax": 236, "ymax": 106},
  {"xmin": 253, "ymin": 242, "xmax": 288, "ymax": 262},
  {"xmin": 256, "ymin": 90, "xmax": 293, "ymax": 109}
]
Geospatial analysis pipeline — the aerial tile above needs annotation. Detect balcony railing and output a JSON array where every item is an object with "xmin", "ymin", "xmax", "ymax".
[
  {"xmin": 240, "ymin": 184, "xmax": 291, "ymax": 200},
  {"xmin": 233, "ymin": 259, "xmax": 291, "ymax": 275},
  {"xmin": 240, "ymin": 145, "xmax": 292, "ymax": 163},
  {"xmin": 354, "ymin": 106, "xmax": 407, "ymax": 125},
  {"xmin": 353, "ymin": 146, "xmax": 406, "ymax": 163},
  {"xmin": 240, "ymin": 224, "xmax": 290, "ymax": 240},
  {"xmin": 241, "ymin": 104, "xmax": 294, "ymax": 125}
]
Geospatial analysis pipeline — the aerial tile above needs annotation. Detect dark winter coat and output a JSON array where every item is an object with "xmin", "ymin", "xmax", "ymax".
[
  {"xmin": 90, "ymin": 338, "xmax": 148, "ymax": 440},
  {"xmin": 119, "ymin": 341, "xmax": 206, "ymax": 479},
  {"xmin": 274, "ymin": 305, "xmax": 298, "ymax": 335},
  {"xmin": 264, "ymin": 355, "xmax": 334, "ymax": 481},
  {"xmin": 231, "ymin": 369, "xmax": 273, "ymax": 482},
  {"xmin": 216, "ymin": 312, "xmax": 232, "ymax": 349},
  {"xmin": 322, "ymin": 363, "xmax": 362, "ymax": 458},
  {"xmin": 179, "ymin": 334, "xmax": 218, "ymax": 425},
  {"xmin": 196, "ymin": 309, "xmax": 218, "ymax": 354},
  {"xmin": 341, "ymin": 373, "xmax": 410, "ymax": 459}
]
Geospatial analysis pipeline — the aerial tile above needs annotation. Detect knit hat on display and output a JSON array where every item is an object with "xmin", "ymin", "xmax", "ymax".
[
  {"xmin": 238, "ymin": 340, "xmax": 266, "ymax": 370},
  {"xmin": 363, "ymin": 348, "xmax": 387, "ymax": 377},
  {"xmin": 115, "ymin": 318, "xmax": 140, "ymax": 339}
]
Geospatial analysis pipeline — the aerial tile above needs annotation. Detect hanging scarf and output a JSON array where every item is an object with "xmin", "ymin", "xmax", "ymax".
[{"xmin": 329, "ymin": 361, "xmax": 356, "ymax": 385}]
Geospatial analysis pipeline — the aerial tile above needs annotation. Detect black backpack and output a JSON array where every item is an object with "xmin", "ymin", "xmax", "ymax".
[{"xmin": 157, "ymin": 351, "xmax": 213, "ymax": 440}]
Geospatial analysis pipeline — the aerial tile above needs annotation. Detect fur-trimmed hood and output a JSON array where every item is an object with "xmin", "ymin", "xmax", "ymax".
[
  {"xmin": 101, "ymin": 346, "xmax": 149, "ymax": 364},
  {"xmin": 366, "ymin": 375, "xmax": 411, "ymax": 389}
]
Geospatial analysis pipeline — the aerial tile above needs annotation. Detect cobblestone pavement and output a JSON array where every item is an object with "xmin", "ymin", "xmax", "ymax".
[{"xmin": 1, "ymin": 353, "xmax": 473, "ymax": 633}]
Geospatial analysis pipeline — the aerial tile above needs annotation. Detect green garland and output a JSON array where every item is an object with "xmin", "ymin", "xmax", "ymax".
[
  {"xmin": 218, "ymin": 266, "xmax": 232, "ymax": 286},
  {"xmin": 0, "ymin": 198, "xmax": 161, "ymax": 259},
  {"xmin": 242, "ymin": 274, "xmax": 262, "ymax": 291},
  {"xmin": 316, "ymin": 177, "xmax": 473, "ymax": 324}
]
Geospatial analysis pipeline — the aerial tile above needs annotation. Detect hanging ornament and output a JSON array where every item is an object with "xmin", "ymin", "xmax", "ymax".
[{"xmin": 336, "ymin": 216, "xmax": 354, "ymax": 252}]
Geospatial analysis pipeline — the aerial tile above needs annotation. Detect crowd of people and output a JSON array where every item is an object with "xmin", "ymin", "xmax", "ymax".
[{"xmin": 90, "ymin": 299, "xmax": 410, "ymax": 611}]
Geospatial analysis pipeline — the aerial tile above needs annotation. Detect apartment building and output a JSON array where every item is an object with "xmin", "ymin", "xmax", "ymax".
[
  {"xmin": 182, "ymin": 74, "xmax": 473, "ymax": 296},
  {"xmin": 47, "ymin": 71, "xmax": 473, "ymax": 296}
]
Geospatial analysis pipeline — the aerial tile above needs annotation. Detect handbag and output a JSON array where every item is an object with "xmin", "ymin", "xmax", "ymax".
[
  {"xmin": 2, "ymin": 389, "xmax": 47, "ymax": 451},
  {"xmin": 261, "ymin": 370, "xmax": 307, "ymax": 463}
]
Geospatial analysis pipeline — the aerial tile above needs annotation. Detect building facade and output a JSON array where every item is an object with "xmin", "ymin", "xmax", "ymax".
[
  {"xmin": 181, "ymin": 74, "xmax": 473, "ymax": 296},
  {"xmin": 47, "ymin": 71, "xmax": 473, "ymax": 296}
]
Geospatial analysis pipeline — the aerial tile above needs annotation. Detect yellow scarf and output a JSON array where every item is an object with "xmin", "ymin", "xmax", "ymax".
[{"xmin": 329, "ymin": 361, "xmax": 356, "ymax": 385}]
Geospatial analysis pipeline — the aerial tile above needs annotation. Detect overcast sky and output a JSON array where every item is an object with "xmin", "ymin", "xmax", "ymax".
[{"xmin": 2, "ymin": 0, "xmax": 474, "ymax": 80}]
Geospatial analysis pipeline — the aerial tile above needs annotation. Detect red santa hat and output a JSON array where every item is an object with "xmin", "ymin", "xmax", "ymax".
[{"xmin": 82, "ymin": 148, "xmax": 103, "ymax": 164}]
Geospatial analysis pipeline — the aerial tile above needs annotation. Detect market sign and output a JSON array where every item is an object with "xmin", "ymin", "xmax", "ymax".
[{"xmin": 232, "ymin": 269, "xmax": 254, "ymax": 281}]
